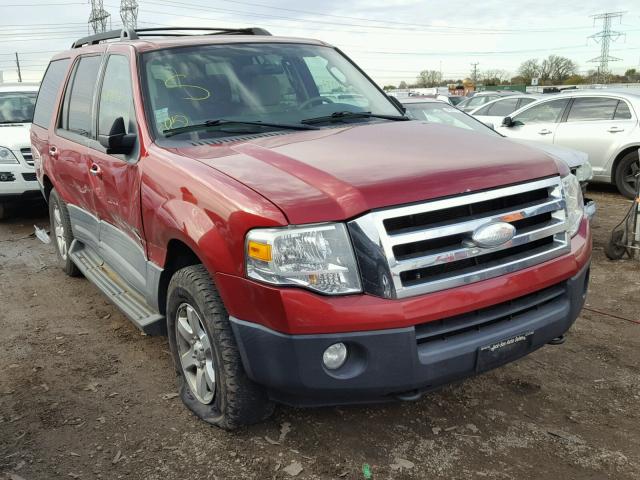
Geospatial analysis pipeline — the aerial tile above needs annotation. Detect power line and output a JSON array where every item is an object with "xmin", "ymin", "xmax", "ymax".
[
  {"xmin": 89, "ymin": 0, "xmax": 111, "ymax": 34},
  {"xmin": 120, "ymin": 0, "xmax": 139, "ymax": 29},
  {"xmin": 470, "ymin": 62, "xmax": 479, "ymax": 82},
  {"xmin": 588, "ymin": 11, "xmax": 626, "ymax": 83}
]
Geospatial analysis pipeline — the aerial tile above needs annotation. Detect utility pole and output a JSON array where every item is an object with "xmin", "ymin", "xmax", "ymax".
[
  {"xmin": 470, "ymin": 62, "xmax": 479, "ymax": 83},
  {"xmin": 588, "ymin": 11, "xmax": 625, "ymax": 84},
  {"xmin": 120, "ymin": 0, "xmax": 138, "ymax": 30},
  {"xmin": 88, "ymin": 0, "xmax": 110, "ymax": 34},
  {"xmin": 15, "ymin": 52, "xmax": 22, "ymax": 83}
]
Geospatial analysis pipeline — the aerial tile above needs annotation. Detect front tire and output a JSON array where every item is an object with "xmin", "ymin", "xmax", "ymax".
[
  {"xmin": 48, "ymin": 189, "xmax": 80, "ymax": 277},
  {"xmin": 614, "ymin": 151, "xmax": 639, "ymax": 199},
  {"xmin": 167, "ymin": 265, "xmax": 274, "ymax": 429}
]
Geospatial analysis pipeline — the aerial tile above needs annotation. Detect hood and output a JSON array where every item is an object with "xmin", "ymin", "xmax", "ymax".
[
  {"xmin": 510, "ymin": 139, "xmax": 588, "ymax": 169},
  {"xmin": 174, "ymin": 121, "xmax": 560, "ymax": 224},
  {"xmin": 0, "ymin": 123, "xmax": 31, "ymax": 150}
]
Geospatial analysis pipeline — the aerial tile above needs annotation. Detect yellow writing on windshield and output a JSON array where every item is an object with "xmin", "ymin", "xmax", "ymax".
[{"xmin": 164, "ymin": 71, "xmax": 211, "ymax": 101}]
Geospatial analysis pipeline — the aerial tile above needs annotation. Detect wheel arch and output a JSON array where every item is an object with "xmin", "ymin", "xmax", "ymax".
[
  {"xmin": 158, "ymin": 238, "xmax": 206, "ymax": 316},
  {"xmin": 610, "ymin": 145, "xmax": 640, "ymax": 184}
]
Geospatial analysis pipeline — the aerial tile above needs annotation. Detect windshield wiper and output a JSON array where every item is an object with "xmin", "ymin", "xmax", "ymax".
[
  {"xmin": 300, "ymin": 111, "xmax": 410, "ymax": 125},
  {"xmin": 163, "ymin": 119, "xmax": 319, "ymax": 138}
]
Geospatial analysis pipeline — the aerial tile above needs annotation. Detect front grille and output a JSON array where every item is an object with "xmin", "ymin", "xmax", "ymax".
[
  {"xmin": 22, "ymin": 172, "xmax": 37, "ymax": 182},
  {"xmin": 415, "ymin": 282, "xmax": 566, "ymax": 345},
  {"xmin": 20, "ymin": 147, "xmax": 34, "ymax": 166},
  {"xmin": 348, "ymin": 177, "xmax": 570, "ymax": 299}
]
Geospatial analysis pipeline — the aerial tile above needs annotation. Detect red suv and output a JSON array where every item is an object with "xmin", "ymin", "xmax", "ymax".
[{"xmin": 32, "ymin": 27, "xmax": 591, "ymax": 429}]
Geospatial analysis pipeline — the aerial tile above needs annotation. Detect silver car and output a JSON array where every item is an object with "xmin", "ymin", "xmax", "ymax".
[
  {"xmin": 496, "ymin": 89, "xmax": 640, "ymax": 198},
  {"xmin": 470, "ymin": 94, "xmax": 542, "ymax": 127},
  {"xmin": 457, "ymin": 91, "xmax": 519, "ymax": 113}
]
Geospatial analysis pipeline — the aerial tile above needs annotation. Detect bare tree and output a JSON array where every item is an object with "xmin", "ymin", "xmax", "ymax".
[
  {"xmin": 540, "ymin": 55, "xmax": 577, "ymax": 83},
  {"xmin": 416, "ymin": 70, "xmax": 443, "ymax": 88},
  {"xmin": 481, "ymin": 69, "xmax": 510, "ymax": 85},
  {"xmin": 518, "ymin": 59, "xmax": 541, "ymax": 82}
]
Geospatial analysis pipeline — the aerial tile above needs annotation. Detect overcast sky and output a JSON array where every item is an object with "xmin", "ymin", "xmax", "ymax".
[{"xmin": 0, "ymin": 0, "xmax": 638, "ymax": 85}]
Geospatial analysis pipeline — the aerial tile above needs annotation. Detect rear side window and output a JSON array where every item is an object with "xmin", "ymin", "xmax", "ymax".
[
  {"xmin": 566, "ymin": 97, "xmax": 619, "ymax": 122},
  {"xmin": 32, "ymin": 58, "xmax": 70, "ymax": 128},
  {"xmin": 98, "ymin": 55, "xmax": 134, "ymax": 136},
  {"xmin": 614, "ymin": 101, "xmax": 632, "ymax": 120},
  {"xmin": 486, "ymin": 97, "xmax": 519, "ymax": 116},
  {"xmin": 60, "ymin": 55, "xmax": 102, "ymax": 136}
]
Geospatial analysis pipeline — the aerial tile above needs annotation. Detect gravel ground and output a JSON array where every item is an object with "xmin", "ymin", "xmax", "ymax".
[{"xmin": 1, "ymin": 186, "xmax": 639, "ymax": 480}]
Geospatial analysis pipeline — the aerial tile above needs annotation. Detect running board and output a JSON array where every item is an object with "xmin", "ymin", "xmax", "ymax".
[{"xmin": 69, "ymin": 241, "xmax": 165, "ymax": 335}]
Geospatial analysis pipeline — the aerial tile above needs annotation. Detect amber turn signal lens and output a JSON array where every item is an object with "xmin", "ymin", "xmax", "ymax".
[{"xmin": 247, "ymin": 241, "xmax": 272, "ymax": 262}]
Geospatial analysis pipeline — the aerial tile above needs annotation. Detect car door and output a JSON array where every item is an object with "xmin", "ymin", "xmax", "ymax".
[
  {"xmin": 495, "ymin": 97, "xmax": 570, "ymax": 145},
  {"xmin": 51, "ymin": 54, "xmax": 104, "ymax": 247},
  {"xmin": 553, "ymin": 96, "xmax": 637, "ymax": 179},
  {"xmin": 86, "ymin": 50, "xmax": 148, "ymax": 295}
]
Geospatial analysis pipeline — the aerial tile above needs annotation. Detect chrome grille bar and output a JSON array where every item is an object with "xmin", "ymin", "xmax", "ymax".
[{"xmin": 348, "ymin": 177, "xmax": 570, "ymax": 299}]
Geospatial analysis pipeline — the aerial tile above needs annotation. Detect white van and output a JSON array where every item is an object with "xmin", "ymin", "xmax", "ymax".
[{"xmin": 0, "ymin": 83, "xmax": 40, "ymax": 218}]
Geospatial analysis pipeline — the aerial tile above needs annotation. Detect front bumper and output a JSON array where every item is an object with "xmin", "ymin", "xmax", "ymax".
[
  {"xmin": 0, "ymin": 161, "xmax": 39, "ymax": 199},
  {"xmin": 231, "ymin": 261, "xmax": 590, "ymax": 406}
]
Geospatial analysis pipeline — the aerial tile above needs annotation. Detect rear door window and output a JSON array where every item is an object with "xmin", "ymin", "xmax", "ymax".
[
  {"xmin": 566, "ymin": 97, "xmax": 618, "ymax": 122},
  {"xmin": 60, "ymin": 55, "xmax": 102, "ymax": 136},
  {"xmin": 614, "ymin": 101, "xmax": 632, "ymax": 120},
  {"xmin": 33, "ymin": 58, "xmax": 70, "ymax": 128}
]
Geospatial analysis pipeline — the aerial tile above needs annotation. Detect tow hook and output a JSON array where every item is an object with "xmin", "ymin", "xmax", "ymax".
[{"xmin": 548, "ymin": 334, "xmax": 566, "ymax": 345}]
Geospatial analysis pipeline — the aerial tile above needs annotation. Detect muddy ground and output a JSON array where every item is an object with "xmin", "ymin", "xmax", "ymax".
[{"xmin": 1, "ymin": 186, "xmax": 639, "ymax": 480}]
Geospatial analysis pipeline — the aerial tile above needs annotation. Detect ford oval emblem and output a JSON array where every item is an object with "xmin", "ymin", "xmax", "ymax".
[{"xmin": 471, "ymin": 222, "xmax": 516, "ymax": 248}]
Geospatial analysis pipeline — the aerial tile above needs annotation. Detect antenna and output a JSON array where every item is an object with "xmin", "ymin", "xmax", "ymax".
[
  {"xmin": 588, "ymin": 11, "xmax": 626, "ymax": 84},
  {"xmin": 120, "ymin": 0, "xmax": 139, "ymax": 30},
  {"xmin": 88, "ymin": 0, "xmax": 111, "ymax": 34}
]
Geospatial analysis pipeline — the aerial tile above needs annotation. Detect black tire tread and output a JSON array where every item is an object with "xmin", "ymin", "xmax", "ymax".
[
  {"xmin": 48, "ymin": 189, "xmax": 81, "ymax": 277},
  {"xmin": 614, "ymin": 151, "xmax": 639, "ymax": 200},
  {"xmin": 167, "ymin": 265, "xmax": 273, "ymax": 429}
]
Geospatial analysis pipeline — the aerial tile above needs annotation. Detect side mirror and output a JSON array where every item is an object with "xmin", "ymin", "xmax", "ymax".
[
  {"xmin": 98, "ymin": 117, "xmax": 136, "ymax": 155},
  {"xmin": 501, "ymin": 116, "xmax": 515, "ymax": 127},
  {"xmin": 388, "ymin": 95, "xmax": 407, "ymax": 114}
]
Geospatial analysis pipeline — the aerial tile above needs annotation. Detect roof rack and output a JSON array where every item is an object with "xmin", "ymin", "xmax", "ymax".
[{"xmin": 71, "ymin": 26, "xmax": 271, "ymax": 49}]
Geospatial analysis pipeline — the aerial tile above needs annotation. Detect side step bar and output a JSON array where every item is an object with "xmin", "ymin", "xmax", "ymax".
[{"xmin": 69, "ymin": 241, "xmax": 165, "ymax": 335}]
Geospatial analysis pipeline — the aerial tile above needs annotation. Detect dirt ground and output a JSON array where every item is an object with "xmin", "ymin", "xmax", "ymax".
[{"xmin": 1, "ymin": 186, "xmax": 639, "ymax": 480}]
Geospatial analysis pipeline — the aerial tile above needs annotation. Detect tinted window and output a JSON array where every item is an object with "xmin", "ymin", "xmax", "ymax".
[
  {"xmin": 61, "ymin": 55, "xmax": 101, "ymax": 136},
  {"xmin": 33, "ymin": 59, "xmax": 70, "ymax": 128},
  {"xmin": 614, "ymin": 101, "xmax": 632, "ymax": 120},
  {"xmin": 486, "ymin": 97, "xmax": 519, "ymax": 116},
  {"xmin": 518, "ymin": 97, "xmax": 537, "ymax": 108},
  {"xmin": 472, "ymin": 103, "xmax": 492, "ymax": 115},
  {"xmin": 0, "ymin": 91, "xmax": 37, "ymax": 123},
  {"xmin": 567, "ymin": 97, "xmax": 618, "ymax": 122},
  {"xmin": 513, "ymin": 98, "xmax": 569, "ymax": 124},
  {"xmin": 98, "ymin": 55, "xmax": 134, "ymax": 136}
]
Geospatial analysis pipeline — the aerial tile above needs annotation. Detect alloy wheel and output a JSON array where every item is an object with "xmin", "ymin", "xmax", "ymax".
[
  {"xmin": 52, "ymin": 205, "xmax": 68, "ymax": 260},
  {"xmin": 175, "ymin": 303, "xmax": 216, "ymax": 404}
]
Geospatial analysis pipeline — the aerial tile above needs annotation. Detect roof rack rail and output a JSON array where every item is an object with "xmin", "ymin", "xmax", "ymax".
[{"xmin": 71, "ymin": 26, "xmax": 271, "ymax": 49}]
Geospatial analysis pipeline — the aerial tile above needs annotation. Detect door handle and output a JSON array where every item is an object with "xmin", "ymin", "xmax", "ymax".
[
  {"xmin": 607, "ymin": 127, "xmax": 624, "ymax": 133},
  {"xmin": 89, "ymin": 163, "xmax": 102, "ymax": 177},
  {"xmin": 537, "ymin": 129, "xmax": 552, "ymax": 135},
  {"xmin": 48, "ymin": 146, "xmax": 58, "ymax": 157}
]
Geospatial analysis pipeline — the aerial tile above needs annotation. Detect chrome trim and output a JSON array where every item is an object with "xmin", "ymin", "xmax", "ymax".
[{"xmin": 348, "ymin": 177, "xmax": 570, "ymax": 299}]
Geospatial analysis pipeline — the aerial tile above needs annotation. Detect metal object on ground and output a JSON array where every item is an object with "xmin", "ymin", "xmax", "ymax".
[{"xmin": 605, "ymin": 164, "xmax": 640, "ymax": 260}]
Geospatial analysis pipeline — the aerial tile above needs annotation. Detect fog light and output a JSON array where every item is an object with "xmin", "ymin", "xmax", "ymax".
[{"xmin": 323, "ymin": 342, "xmax": 348, "ymax": 370}]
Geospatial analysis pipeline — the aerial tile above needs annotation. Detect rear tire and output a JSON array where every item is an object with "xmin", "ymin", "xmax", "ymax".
[
  {"xmin": 167, "ymin": 264, "xmax": 274, "ymax": 429},
  {"xmin": 614, "ymin": 151, "xmax": 639, "ymax": 199},
  {"xmin": 48, "ymin": 189, "xmax": 81, "ymax": 277},
  {"xmin": 0, "ymin": 203, "xmax": 8, "ymax": 220}
]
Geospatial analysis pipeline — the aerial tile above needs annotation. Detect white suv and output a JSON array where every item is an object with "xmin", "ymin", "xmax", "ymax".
[{"xmin": 0, "ymin": 83, "xmax": 40, "ymax": 218}]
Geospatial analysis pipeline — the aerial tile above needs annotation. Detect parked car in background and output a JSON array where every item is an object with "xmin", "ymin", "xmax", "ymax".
[
  {"xmin": 0, "ymin": 83, "xmax": 40, "ymax": 219},
  {"xmin": 496, "ymin": 90, "xmax": 640, "ymax": 198},
  {"xmin": 436, "ymin": 94, "xmax": 465, "ymax": 106},
  {"xmin": 400, "ymin": 98, "xmax": 594, "ymax": 189},
  {"xmin": 470, "ymin": 94, "xmax": 542, "ymax": 127},
  {"xmin": 33, "ymin": 28, "xmax": 591, "ymax": 429},
  {"xmin": 457, "ymin": 91, "xmax": 519, "ymax": 113}
]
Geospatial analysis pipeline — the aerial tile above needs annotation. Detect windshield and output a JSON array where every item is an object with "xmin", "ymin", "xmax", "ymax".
[
  {"xmin": 0, "ymin": 91, "xmax": 37, "ymax": 123},
  {"xmin": 404, "ymin": 102, "xmax": 500, "ymax": 136},
  {"xmin": 142, "ymin": 43, "xmax": 400, "ymax": 139}
]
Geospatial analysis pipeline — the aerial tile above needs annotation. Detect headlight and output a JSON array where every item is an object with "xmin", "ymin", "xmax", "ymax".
[
  {"xmin": 0, "ymin": 146, "xmax": 18, "ymax": 164},
  {"xmin": 246, "ymin": 223, "xmax": 361, "ymax": 295},
  {"xmin": 574, "ymin": 161, "xmax": 593, "ymax": 183},
  {"xmin": 562, "ymin": 174, "xmax": 584, "ymax": 237}
]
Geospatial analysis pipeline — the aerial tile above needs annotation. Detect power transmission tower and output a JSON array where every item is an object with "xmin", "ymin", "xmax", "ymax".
[
  {"xmin": 470, "ymin": 62, "xmax": 479, "ymax": 83},
  {"xmin": 588, "ymin": 11, "xmax": 625, "ymax": 84},
  {"xmin": 120, "ymin": 0, "xmax": 139, "ymax": 30},
  {"xmin": 88, "ymin": 0, "xmax": 111, "ymax": 34}
]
